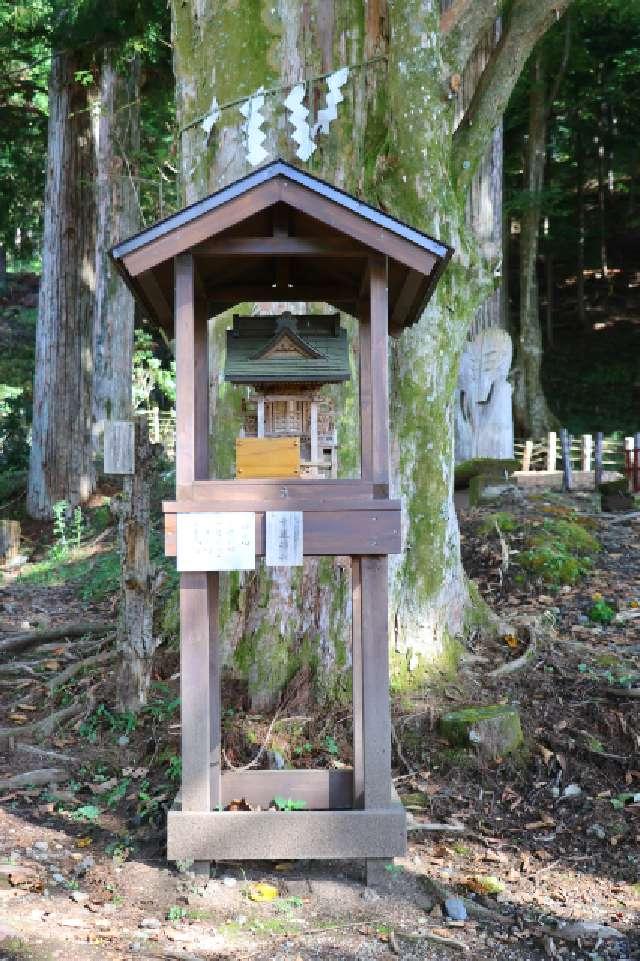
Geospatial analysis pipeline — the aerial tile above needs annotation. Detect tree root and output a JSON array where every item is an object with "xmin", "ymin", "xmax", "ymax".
[
  {"xmin": 0, "ymin": 701, "xmax": 88, "ymax": 746},
  {"xmin": 0, "ymin": 621, "xmax": 113, "ymax": 657},
  {"xmin": 397, "ymin": 929, "xmax": 470, "ymax": 951},
  {"xmin": 407, "ymin": 821, "xmax": 467, "ymax": 834},
  {"xmin": 0, "ymin": 768, "xmax": 68, "ymax": 790},
  {"xmin": 46, "ymin": 648, "xmax": 116, "ymax": 693},
  {"xmin": 419, "ymin": 875, "xmax": 512, "ymax": 925},
  {"xmin": 487, "ymin": 638, "xmax": 537, "ymax": 678},
  {"xmin": 14, "ymin": 743, "xmax": 78, "ymax": 764}
]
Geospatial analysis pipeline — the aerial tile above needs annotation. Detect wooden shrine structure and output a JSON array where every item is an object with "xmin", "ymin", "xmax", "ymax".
[{"xmin": 111, "ymin": 160, "xmax": 452, "ymax": 882}]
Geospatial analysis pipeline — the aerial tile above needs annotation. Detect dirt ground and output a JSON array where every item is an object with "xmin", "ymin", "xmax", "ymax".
[{"xmin": 0, "ymin": 489, "xmax": 639, "ymax": 961}]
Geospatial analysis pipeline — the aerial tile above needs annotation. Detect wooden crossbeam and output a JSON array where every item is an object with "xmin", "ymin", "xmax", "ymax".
[
  {"xmin": 198, "ymin": 236, "xmax": 368, "ymax": 257},
  {"xmin": 207, "ymin": 284, "xmax": 359, "ymax": 302}
]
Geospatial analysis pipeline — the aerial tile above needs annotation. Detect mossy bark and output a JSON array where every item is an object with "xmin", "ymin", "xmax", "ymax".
[
  {"xmin": 170, "ymin": 0, "xmax": 564, "ymax": 707},
  {"xmin": 93, "ymin": 52, "xmax": 140, "ymax": 430},
  {"xmin": 439, "ymin": 704, "xmax": 524, "ymax": 758}
]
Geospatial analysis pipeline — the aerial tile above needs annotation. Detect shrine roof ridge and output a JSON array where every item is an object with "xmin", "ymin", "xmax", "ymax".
[{"xmin": 111, "ymin": 158, "xmax": 452, "ymax": 263}]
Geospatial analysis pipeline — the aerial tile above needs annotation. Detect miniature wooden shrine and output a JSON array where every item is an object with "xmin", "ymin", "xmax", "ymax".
[
  {"xmin": 111, "ymin": 159, "xmax": 452, "ymax": 883},
  {"xmin": 225, "ymin": 311, "xmax": 350, "ymax": 478}
]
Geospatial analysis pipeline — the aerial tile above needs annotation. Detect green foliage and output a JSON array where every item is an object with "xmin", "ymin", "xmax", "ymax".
[
  {"xmin": 271, "ymin": 797, "xmax": 307, "ymax": 812},
  {"xmin": 323, "ymin": 735, "xmax": 339, "ymax": 756},
  {"xmin": 135, "ymin": 778, "xmax": 162, "ymax": 821},
  {"xmin": 0, "ymin": 393, "xmax": 30, "ymax": 471},
  {"xmin": 478, "ymin": 511, "xmax": 519, "ymax": 535},
  {"xmin": 588, "ymin": 597, "xmax": 616, "ymax": 624},
  {"xmin": 166, "ymin": 905, "xmax": 187, "ymax": 922},
  {"xmin": 104, "ymin": 778, "xmax": 131, "ymax": 807},
  {"xmin": 105, "ymin": 836, "xmax": 135, "ymax": 862},
  {"xmin": 163, "ymin": 753, "xmax": 181, "ymax": 782},
  {"xmin": 143, "ymin": 681, "xmax": 180, "ymax": 723},
  {"xmin": 519, "ymin": 518, "xmax": 600, "ymax": 585},
  {"xmin": 72, "ymin": 506, "xmax": 84, "ymax": 549},
  {"xmin": 69, "ymin": 804, "xmax": 102, "ymax": 822},
  {"xmin": 505, "ymin": 0, "xmax": 640, "ymax": 435},
  {"xmin": 79, "ymin": 703, "xmax": 137, "ymax": 743},
  {"xmin": 20, "ymin": 547, "xmax": 121, "ymax": 602},
  {"xmin": 132, "ymin": 329, "xmax": 176, "ymax": 410},
  {"xmin": 530, "ymin": 518, "xmax": 600, "ymax": 555}
]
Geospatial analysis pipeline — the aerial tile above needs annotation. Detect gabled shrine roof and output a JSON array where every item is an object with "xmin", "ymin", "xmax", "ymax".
[
  {"xmin": 224, "ymin": 313, "xmax": 350, "ymax": 384},
  {"xmin": 110, "ymin": 158, "xmax": 454, "ymax": 334}
]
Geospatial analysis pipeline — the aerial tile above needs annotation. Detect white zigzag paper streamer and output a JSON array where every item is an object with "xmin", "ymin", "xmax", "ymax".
[
  {"xmin": 313, "ymin": 67, "xmax": 349, "ymax": 136},
  {"xmin": 284, "ymin": 84, "xmax": 316, "ymax": 161},
  {"xmin": 201, "ymin": 96, "xmax": 220, "ymax": 141},
  {"xmin": 240, "ymin": 88, "xmax": 269, "ymax": 166}
]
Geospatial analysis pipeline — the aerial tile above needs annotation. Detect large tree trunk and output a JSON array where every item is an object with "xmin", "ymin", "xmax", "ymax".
[
  {"xmin": 513, "ymin": 55, "xmax": 557, "ymax": 437},
  {"xmin": 28, "ymin": 53, "xmax": 97, "ymax": 518},
  {"xmin": 114, "ymin": 417, "xmax": 162, "ymax": 711},
  {"xmin": 454, "ymin": 19, "xmax": 513, "ymax": 463},
  {"xmin": 170, "ymin": 0, "xmax": 571, "ymax": 707},
  {"xmin": 93, "ymin": 52, "xmax": 140, "ymax": 431}
]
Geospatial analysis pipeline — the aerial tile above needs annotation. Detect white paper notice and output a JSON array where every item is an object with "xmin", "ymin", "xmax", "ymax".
[
  {"xmin": 177, "ymin": 512, "xmax": 255, "ymax": 572},
  {"xmin": 265, "ymin": 511, "xmax": 303, "ymax": 567}
]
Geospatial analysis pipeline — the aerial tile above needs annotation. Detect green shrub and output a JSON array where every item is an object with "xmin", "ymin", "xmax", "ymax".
[
  {"xmin": 519, "ymin": 547, "xmax": 592, "ymax": 585},
  {"xmin": 588, "ymin": 598, "xmax": 616, "ymax": 624},
  {"xmin": 478, "ymin": 511, "xmax": 519, "ymax": 535},
  {"xmin": 529, "ymin": 519, "xmax": 600, "ymax": 556},
  {"xmin": 518, "ymin": 518, "xmax": 600, "ymax": 585}
]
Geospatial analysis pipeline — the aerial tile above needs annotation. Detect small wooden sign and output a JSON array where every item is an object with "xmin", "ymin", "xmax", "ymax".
[
  {"xmin": 236, "ymin": 437, "xmax": 300, "ymax": 478},
  {"xmin": 177, "ymin": 512, "xmax": 255, "ymax": 572},
  {"xmin": 104, "ymin": 420, "xmax": 135, "ymax": 475},
  {"xmin": 265, "ymin": 511, "xmax": 303, "ymax": 567}
]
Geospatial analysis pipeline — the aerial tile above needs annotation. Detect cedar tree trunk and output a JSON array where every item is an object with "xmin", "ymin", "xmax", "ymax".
[
  {"xmin": 93, "ymin": 51, "xmax": 140, "ymax": 430},
  {"xmin": 28, "ymin": 53, "xmax": 97, "ymax": 518}
]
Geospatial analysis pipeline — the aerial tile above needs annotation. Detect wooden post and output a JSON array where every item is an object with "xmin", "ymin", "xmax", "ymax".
[
  {"xmin": 174, "ymin": 253, "xmax": 213, "ymax": 876},
  {"xmin": 594, "ymin": 431, "xmax": 604, "ymax": 489},
  {"xmin": 310, "ymin": 401, "xmax": 319, "ymax": 471},
  {"xmin": 370, "ymin": 257, "xmax": 389, "ymax": 490},
  {"xmin": 635, "ymin": 432, "xmax": 640, "ymax": 493},
  {"xmin": 363, "ymin": 256, "xmax": 391, "ymax": 886},
  {"xmin": 359, "ymin": 303, "xmax": 373, "ymax": 480},
  {"xmin": 257, "ymin": 396, "xmax": 265, "ymax": 438},
  {"xmin": 522, "ymin": 439, "xmax": 533, "ymax": 472},
  {"xmin": 176, "ymin": 254, "xmax": 197, "ymax": 489},
  {"xmin": 625, "ymin": 436, "xmax": 634, "ymax": 490},
  {"xmin": 351, "ymin": 559, "xmax": 364, "ymax": 809},
  {"xmin": 361, "ymin": 554, "xmax": 391, "ymax": 888},
  {"xmin": 581, "ymin": 434, "xmax": 593, "ymax": 473},
  {"xmin": 560, "ymin": 428, "xmax": 573, "ymax": 491},
  {"xmin": 546, "ymin": 431, "xmax": 557, "ymax": 472}
]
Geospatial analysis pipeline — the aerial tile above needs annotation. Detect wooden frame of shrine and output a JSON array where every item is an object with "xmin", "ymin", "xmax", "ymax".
[{"xmin": 111, "ymin": 160, "xmax": 452, "ymax": 882}]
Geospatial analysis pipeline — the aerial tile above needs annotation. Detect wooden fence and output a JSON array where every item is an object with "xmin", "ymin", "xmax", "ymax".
[
  {"xmin": 145, "ymin": 411, "xmax": 639, "ymax": 490},
  {"xmin": 145, "ymin": 407, "xmax": 176, "ymax": 460},
  {"xmin": 514, "ymin": 430, "xmax": 640, "ymax": 492}
]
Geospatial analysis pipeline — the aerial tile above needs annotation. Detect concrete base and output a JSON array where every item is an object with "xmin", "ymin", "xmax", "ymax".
[
  {"xmin": 167, "ymin": 803, "xmax": 407, "ymax": 862},
  {"xmin": 514, "ymin": 469, "xmax": 621, "ymax": 491}
]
